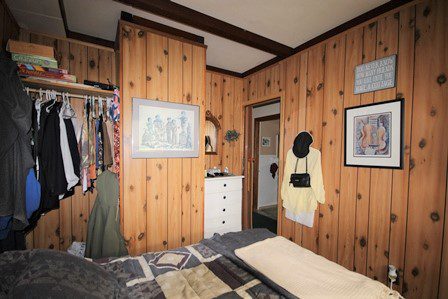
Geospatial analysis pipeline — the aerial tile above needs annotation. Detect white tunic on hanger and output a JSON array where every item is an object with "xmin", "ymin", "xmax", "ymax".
[
  {"xmin": 281, "ymin": 147, "xmax": 325, "ymax": 215},
  {"xmin": 59, "ymin": 109, "xmax": 79, "ymax": 190}
]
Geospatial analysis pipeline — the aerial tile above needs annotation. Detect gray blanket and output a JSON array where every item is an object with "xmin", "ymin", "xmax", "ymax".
[
  {"xmin": 202, "ymin": 229, "xmax": 295, "ymax": 299},
  {"xmin": 0, "ymin": 229, "xmax": 294, "ymax": 298}
]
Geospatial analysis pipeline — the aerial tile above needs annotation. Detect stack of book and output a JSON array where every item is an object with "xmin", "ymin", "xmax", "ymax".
[{"xmin": 7, "ymin": 40, "xmax": 77, "ymax": 83}]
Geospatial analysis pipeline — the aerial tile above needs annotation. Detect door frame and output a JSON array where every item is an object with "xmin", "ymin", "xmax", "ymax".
[
  {"xmin": 241, "ymin": 92, "xmax": 285, "ymax": 234},
  {"xmin": 253, "ymin": 114, "xmax": 280, "ymax": 211}
]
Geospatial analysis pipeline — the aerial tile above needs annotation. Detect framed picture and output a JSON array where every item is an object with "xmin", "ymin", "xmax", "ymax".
[
  {"xmin": 344, "ymin": 99, "xmax": 404, "ymax": 169},
  {"xmin": 261, "ymin": 137, "xmax": 271, "ymax": 147},
  {"xmin": 132, "ymin": 98, "xmax": 200, "ymax": 158}
]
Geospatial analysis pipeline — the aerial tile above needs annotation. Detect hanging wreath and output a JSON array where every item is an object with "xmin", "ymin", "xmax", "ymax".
[{"xmin": 224, "ymin": 129, "xmax": 240, "ymax": 142}]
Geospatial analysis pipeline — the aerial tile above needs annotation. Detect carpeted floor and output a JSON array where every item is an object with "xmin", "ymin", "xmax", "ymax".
[
  {"xmin": 256, "ymin": 205, "xmax": 277, "ymax": 220},
  {"xmin": 253, "ymin": 205, "xmax": 278, "ymax": 234}
]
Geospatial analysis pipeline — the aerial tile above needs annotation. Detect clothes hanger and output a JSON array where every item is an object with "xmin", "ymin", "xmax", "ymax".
[
  {"xmin": 98, "ymin": 96, "xmax": 103, "ymax": 117},
  {"xmin": 61, "ymin": 92, "xmax": 76, "ymax": 119},
  {"xmin": 45, "ymin": 90, "xmax": 57, "ymax": 112}
]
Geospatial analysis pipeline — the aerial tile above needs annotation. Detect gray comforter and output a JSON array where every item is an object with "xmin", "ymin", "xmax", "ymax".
[{"xmin": 0, "ymin": 229, "xmax": 292, "ymax": 298}]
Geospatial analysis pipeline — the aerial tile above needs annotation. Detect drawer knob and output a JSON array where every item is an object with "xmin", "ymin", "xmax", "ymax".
[
  {"xmin": 223, "ymin": 196, "xmax": 226, "ymax": 199},
  {"xmin": 224, "ymin": 184, "xmax": 227, "ymax": 187},
  {"xmin": 222, "ymin": 221, "xmax": 226, "ymax": 224},
  {"xmin": 223, "ymin": 208, "xmax": 226, "ymax": 212}
]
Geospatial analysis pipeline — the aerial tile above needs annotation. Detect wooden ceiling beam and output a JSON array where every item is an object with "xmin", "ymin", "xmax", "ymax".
[{"xmin": 115, "ymin": 0, "xmax": 293, "ymax": 56}]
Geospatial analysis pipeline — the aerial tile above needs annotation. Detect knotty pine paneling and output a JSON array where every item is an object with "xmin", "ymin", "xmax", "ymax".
[
  {"xmin": 237, "ymin": 1, "xmax": 447, "ymax": 297},
  {"xmin": 204, "ymin": 71, "xmax": 245, "ymax": 174},
  {"xmin": 404, "ymin": 1, "xmax": 447, "ymax": 298},
  {"xmin": 19, "ymin": 30, "xmax": 117, "ymax": 251},
  {"xmin": 120, "ymin": 21, "xmax": 207, "ymax": 254}
]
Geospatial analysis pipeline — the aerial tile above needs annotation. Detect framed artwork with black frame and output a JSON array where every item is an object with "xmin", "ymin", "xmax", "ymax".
[{"xmin": 344, "ymin": 99, "xmax": 404, "ymax": 169}]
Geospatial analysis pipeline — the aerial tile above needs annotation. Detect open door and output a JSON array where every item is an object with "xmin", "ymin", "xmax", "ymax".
[{"xmin": 242, "ymin": 99, "xmax": 282, "ymax": 233}]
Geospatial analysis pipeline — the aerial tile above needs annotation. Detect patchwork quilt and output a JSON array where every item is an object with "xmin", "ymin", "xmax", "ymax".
[
  {"xmin": 0, "ymin": 229, "xmax": 286, "ymax": 298},
  {"xmin": 97, "ymin": 242, "xmax": 283, "ymax": 298}
]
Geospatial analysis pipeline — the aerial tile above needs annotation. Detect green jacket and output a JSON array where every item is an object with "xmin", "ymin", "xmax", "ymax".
[{"xmin": 85, "ymin": 170, "xmax": 128, "ymax": 259}]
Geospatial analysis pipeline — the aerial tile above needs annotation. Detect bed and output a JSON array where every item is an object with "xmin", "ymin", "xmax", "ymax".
[{"xmin": 0, "ymin": 229, "xmax": 401, "ymax": 298}]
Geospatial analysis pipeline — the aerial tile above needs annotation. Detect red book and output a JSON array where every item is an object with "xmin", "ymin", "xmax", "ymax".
[{"xmin": 19, "ymin": 69, "xmax": 77, "ymax": 83}]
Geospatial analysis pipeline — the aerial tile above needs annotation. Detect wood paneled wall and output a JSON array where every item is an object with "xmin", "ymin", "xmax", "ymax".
[
  {"xmin": 119, "ymin": 21, "xmax": 206, "ymax": 255},
  {"xmin": 205, "ymin": 71, "xmax": 245, "ymax": 174},
  {"xmin": 0, "ymin": 0, "xmax": 19, "ymax": 48},
  {"xmin": 18, "ymin": 30, "xmax": 117, "ymax": 251},
  {"xmin": 242, "ymin": 1, "xmax": 447, "ymax": 298}
]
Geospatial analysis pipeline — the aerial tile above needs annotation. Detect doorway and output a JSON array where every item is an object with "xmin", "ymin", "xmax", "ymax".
[
  {"xmin": 253, "ymin": 113, "xmax": 280, "ymax": 233},
  {"xmin": 243, "ymin": 99, "xmax": 282, "ymax": 234}
]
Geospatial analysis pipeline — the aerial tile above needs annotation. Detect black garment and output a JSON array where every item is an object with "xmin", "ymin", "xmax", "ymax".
[
  {"xmin": 0, "ymin": 51, "xmax": 34, "ymax": 230},
  {"xmin": 37, "ymin": 102, "xmax": 67, "ymax": 212},
  {"xmin": 292, "ymin": 131, "xmax": 314, "ymax": 158},
  {"xmin": 64, "ymin": 118, "xmax": 80, "ymax": 178},
  {"xmin": 0, "ymin": 229, "xmax": 26, "ymax": 253}
]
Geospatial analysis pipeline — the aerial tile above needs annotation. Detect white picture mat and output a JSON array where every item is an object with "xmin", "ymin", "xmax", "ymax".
[
  {"xmin": 345, "ymin": 100, "xmax": 402, "ymax": 167},
  {"xmin": 132, "ymin": 98, "xmax": 200, "ymax": 158}
]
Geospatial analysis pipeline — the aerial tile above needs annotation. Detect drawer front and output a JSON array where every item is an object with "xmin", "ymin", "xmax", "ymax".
[
  {"xmin": 204, "ymin": 213, "xmax": 241, "ymax": 236},
  {"xmin": 205, "ymin": 178, "xmax": 242, "ymax": 194},
  {"xmin": 205, "ymin": 190, "xmax": 242, "ymax": 218},
  {"xmin": 204, "ymin": 225, "xmax": 241, "ymax": 239}
]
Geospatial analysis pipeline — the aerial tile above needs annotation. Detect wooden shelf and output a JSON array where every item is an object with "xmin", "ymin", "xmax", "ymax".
[{"xmin": 21, "ymin": 77, "xmax": 115, "ymax": 97}]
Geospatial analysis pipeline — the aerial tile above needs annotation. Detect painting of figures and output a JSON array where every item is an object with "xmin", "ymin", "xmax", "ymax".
[
  {"xmin": 132, "ymin": 98, "xmax": 199, "ymax": 158},
  {"xmin": 139, "ymin": 107, "xmax": 194, "ymax": 150},
  {"xmin": 354, "ymin": 112, "xmax": 391, "ymax": 157}
]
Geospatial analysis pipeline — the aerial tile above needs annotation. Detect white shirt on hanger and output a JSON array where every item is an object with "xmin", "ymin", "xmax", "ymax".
[{"xmin": 59, "ymin": 108, "xmax": 79, "ymax": 191}]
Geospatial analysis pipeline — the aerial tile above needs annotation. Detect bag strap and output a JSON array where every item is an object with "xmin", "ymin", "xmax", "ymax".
[{"xmin": 294, "ymin": 156, "xmax": 308, "ymax": 173}]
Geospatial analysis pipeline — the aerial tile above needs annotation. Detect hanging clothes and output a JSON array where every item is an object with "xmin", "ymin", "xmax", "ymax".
[
  {"xmin": 285, "ymin": 209, "xmax": 315, "ymax": 228},
  {"xmin": 85, "ymin": 170, "xmax": 128, "ymax": 259},
  {"xmin": 281, "ymin": 147, "xmax": 325, "ymax": 215},
  {"xmin": 59, "ymin": 107, "xmax": 79, "ymax": 191},
  {"xmin": 88, "ymin": 100, "xmax": 97, "ymax": 187},
  {"xmin": 95, "ymin": 116, "xmax": 104, "ymax": 174},
  {"xmin": 38, "ymin": 101, "xmax": 67, "ymax": 212},
  {"xmin": 0, "ymin": 52, "xmax": 34, "ymax": 231},
  {"xmin": 61, "ymin": 94, "xmax": 80, "ymax": 179},
  {"xmin": 80, "ymin": 98, "xmax": 90, "ymax": 193},
  {"xmin": 103, "ymin": 120, "xmax": 113, "ymax": 167},
  {"xmin": 0, "ymin": 168, "xmax": 40, "ymax": 253},
  {"xmin": 111, "ymin": 89, "xmax": 120, "ymax": 176},
  {"xmin": 0, "ymin": 169, "xmax": 40, "ymax": 239}
]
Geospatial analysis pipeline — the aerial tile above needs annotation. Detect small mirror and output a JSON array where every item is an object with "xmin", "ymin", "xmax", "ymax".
[{"xmin": 205, "ymin": 110, "xmax": 220, "ymax": 155}]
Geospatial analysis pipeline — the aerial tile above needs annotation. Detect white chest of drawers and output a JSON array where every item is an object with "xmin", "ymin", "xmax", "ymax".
[{"xmin": 204, "ymin": 176, "xmax": 244, "ymax": 238}]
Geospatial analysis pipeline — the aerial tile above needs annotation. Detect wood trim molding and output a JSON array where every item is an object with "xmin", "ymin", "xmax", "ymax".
[
  {"xmin": 20, "ymin": 30, "xmax": 115, "ymax": 52},
  {"xmin": 121, "ymin": 11, "xmax": 205, "ymax": 44},
  {"xmin": 243, "ymin": 92, "xmax": 284, "ymax": 107},
  {"xmin": 119, "ymin": 20, "xmax": 207, "ymax": 48},
  {"xmin": 205, "ymin": 110, "xmax": 221, "ymax": 129},
  {"xmin": 253, "ymin": 113, "xmax": 281, "ymax": 211},
  {"xmin": 116, "ymin": 0, "xmax": 293, "ymax": 56},
  {"xmin": 206, "ymin": 65, "xmax": 243, "ymax": 78},
  {"xmin": 242, "ymin": 93, "xmax": 286, "ymax": 230},
  {"xmin": 58, "ymin": 0, "xmax": 115, "ymax": 49}
]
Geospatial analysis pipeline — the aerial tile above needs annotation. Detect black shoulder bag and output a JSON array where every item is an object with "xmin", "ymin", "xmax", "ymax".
[{"xmin": 289, "ymin": 157, "xmax": 311, "ymax": 188}]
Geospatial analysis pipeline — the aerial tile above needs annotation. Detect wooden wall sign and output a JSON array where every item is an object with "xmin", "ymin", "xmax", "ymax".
[{"xmin": 354, "ymin": 54, "xmax": 396, "ymax": 94}]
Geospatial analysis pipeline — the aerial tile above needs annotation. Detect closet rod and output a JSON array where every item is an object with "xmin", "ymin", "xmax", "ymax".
[{"xmin": 26, "ymin": 87, "xmax": 113, "ymax": 100}]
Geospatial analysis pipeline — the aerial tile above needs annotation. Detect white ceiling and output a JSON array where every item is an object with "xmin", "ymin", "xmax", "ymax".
[{"xmin": 6, "ymin": 0, "xmax": 388, "ymax": 73}]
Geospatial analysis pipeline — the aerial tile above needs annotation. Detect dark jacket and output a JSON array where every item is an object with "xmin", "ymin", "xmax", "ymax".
[
  {"xmin": 37, "ymin": 101, "xmax": 67, "ymax": 212},
  {"xmin": 85, "ymin": 170, "xmax": 127, "ymax": 259},
  {"xmin": 0, "ymin": 52, "xmax": 34, "ymax": 229}
]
